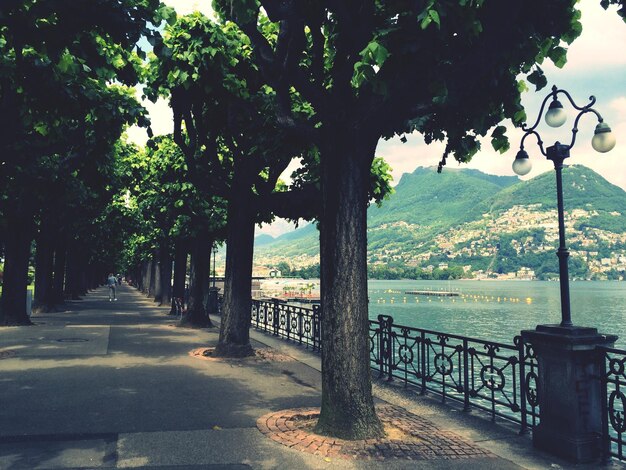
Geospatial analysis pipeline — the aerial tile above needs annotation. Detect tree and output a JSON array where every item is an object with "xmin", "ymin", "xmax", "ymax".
[
  {"xmin": 214, "ymin": 0, "xmax": 587, "ymax": 439},
  {"xmin": 121, "ymin": 133, "xmax": 227, "ymax": 326},
  {"xmin": 0, "ymin": 0, "xmax": 172, "ymax": 325},
  {"xmin": 147, "ymin": 14, "xmax": 319, "ymax": 352}
]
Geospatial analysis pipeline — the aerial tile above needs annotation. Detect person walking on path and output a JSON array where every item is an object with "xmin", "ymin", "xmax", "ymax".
[{"xmin": 107, "ymin": 273, "xmax": 118, "ymax": 301}]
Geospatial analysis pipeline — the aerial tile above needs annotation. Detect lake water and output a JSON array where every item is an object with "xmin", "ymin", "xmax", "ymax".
[{"xmin": 368, "ymin": 280, "xmax": 626, "ymax": 348}]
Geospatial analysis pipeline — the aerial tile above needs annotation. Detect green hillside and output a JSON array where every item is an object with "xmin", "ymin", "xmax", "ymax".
[
  {"xmin": 486, "ymin": 165, "xmax": 626, "ymax": 232},
  {"xmin": 368, "ymin": 166, "xmax": 518, "ymax": 230},
  {"xmin": 255, "ymin": 165, "xmax": 626, "ymax": 280}
]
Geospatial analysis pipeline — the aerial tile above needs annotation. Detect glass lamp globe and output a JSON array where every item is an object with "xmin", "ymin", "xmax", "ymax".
[
  {"xmin": 591, "ymin": 122, "xmax": 616, "ymax": 153},
  {"xmin": 512, "ymin": 150, "xmax": 532, "ymax": 176},
  {"xmin": 545, "ymin": 100, "xmax": 567, "ymax": 128}
]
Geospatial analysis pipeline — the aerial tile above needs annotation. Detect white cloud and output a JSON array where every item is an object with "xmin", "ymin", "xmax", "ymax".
[
  {"xmin": 127, "ymin": 97, "xmax": 173, "ymax": 146},
  {"xmin": 256, "ymin": 219, "xmax": 308, "ymax": 237},
  {"xmin": 162, "ymin": 0, "xmax": 215, "ymax": 18},
  {"xmin": 610, "ymin": 96, "xmax": 626, "ymax": 121},
  {"xmin": 540, "ymin": 0, "xmax": 626, "ymax": 72}
]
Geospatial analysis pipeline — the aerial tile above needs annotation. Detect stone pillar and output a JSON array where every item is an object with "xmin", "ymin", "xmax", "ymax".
[{"xmin": 521, "ymin": 324, "xmax": 617, "ymax": 463}]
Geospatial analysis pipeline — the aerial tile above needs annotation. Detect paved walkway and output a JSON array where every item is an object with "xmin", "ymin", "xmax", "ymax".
[{"xmin": 0, "ymin": 285, "xmax": 623, "ymax": 469}]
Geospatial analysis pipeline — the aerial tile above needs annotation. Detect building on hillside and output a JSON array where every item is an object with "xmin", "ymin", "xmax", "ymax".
[{"xmin": 516, "ymin": 267, "xmax": 536, "ymax": 280}]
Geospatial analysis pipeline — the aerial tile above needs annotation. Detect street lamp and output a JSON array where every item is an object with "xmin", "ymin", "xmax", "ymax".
[{"xmin": 512, "ymin": 85, "xmax": 616, "ymax": 327}]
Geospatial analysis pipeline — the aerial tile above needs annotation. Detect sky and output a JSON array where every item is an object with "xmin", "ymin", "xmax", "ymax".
[{"xmin": 128, "ymin": 0, "xmax": 626, "ymax": 237}]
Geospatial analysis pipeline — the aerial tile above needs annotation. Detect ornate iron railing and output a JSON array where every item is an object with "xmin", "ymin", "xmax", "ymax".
[
  {"xmin": 250, "ymin": 300, "xmax": 539, "ymax": 432},
  {"xmin": 371, "ymin": 314, "xmax": 539, "ymax": 430},
  {"xmin": 251, "ymin": 299, "xmax": 322, "ymax": 351},
  {"xmin": 600, "ymin": 346, "xmax": 626, "ymax": 462}
]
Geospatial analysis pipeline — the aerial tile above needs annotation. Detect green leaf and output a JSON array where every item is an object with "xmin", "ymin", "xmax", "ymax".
[
  {"xmin": 527, "ymin": 69, "xmax": 547, "ymax": 91},
  {"xmin": 490, "ymin": 125, "xmax": 510, "ymax": 154},
  {"xmin": 34, "ymin": 123, "xmax": 48, "ymax": 136},
  {"xmin": 429, "ymin": 10, "xmax": 441, "ymax": 28},
  {"xmin": 562, "ymin": 20, "xmax": 582, "ymax": 44},
  {"xmin": 112, "ymin": 54, "xmax": 125, "ymax": 69},
  {"xmin": 57, "ymin": 51, "xmax": 75, "ymax": 73},
  {"xmin": 548, "ymin": 46, "xmax": 567, "ymax": 68},
  {"xmin": 370, "ymin": 42, "xmax": 389, "ymax": 67},
  {"xmin": 513, "ymin": 109, "xmax": 527, "ymax": 124}
]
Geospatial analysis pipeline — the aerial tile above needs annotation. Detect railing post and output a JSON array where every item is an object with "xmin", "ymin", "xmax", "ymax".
[
  {"xmin": 600, "ymin": 347, "xmax": 611, "ymax": 463},
  {"xmin": 463, "ymin": 338, "xmax": 471, "ymax": 412},
  {"xmin": 420, "ymin": 331, "xmax": 427, "ymax": 395},
  {"xmin": 260, "ymin": 301, "xmax": 266, "ymax": 332},
  {"xmin": 272, "ymin": 299, "xmax": 280, "ymax": 336},
  {"xmin": 297, "ymin": 309, "xmax": 304, "ymax": 345},
  {"xmin": 386, "ymin": 317, "xmax": 394, "ymax": 382},
  {"xmin": 517, "ymin": 335, "xmax": 529, "ymax": 435},
  {"xmin": 377, "ymin": 315, "xmax": 385, "ymax": 378},
  {"xmin": 377, "ymin": 315, "xmax": 394, "ymax": 381},
  {"xmin": 313, "ymin": 304, "xmax": 321, "ymax": 351}
]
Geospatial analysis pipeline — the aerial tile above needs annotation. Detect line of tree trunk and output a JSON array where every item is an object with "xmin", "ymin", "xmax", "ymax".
[
  {"xmin": 314, "ymin": 131, "xmax": 384, "ymax": 439},
  {"xmin": 155, "ymin": 242, "xmax": 172, "ymax": 306},
  {"xmin": 170, "ymin": 239, "xmax": 187, "ymax": 315},
  {"xmin": 180, "ymin": 228, "xmax": 213, "ymax": 328},
  {"xmin": 0, "ymin": 213, "xmax": 34, "ymax": 325},
  {"xmin": 215, "ymin": 185, "xmax": 255, "ymax": 357}
]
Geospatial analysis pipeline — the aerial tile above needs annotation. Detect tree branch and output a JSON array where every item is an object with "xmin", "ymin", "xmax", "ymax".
[{"xmin": 256, "ymin": 183, "xmax": 320, "ymax": 221}]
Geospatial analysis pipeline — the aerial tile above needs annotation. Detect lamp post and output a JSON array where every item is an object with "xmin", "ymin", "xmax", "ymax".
[
  {"xmin": 513, "ymin": 85, "xmax": 616, "ymax": 327},
  {"xmin": 517, "ymin": 86, "xmax": 618, "ymax": 462}
]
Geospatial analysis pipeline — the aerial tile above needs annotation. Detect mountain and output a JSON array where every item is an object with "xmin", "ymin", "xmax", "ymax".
[
  {"xmin": 254, "ymin": 165, "xmax": 626, "ymax": 280},
  {"xmin": 254, "ymin": 234, "xmax": 276, "ymax": 246},
  {"xmin": 368, "ymin": 167, "xmax": 518, "ymax": 229}
]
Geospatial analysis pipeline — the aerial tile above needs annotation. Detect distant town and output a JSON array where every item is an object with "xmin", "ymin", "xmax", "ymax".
[{"xmin": 252, "ymin": 203, "xmax": 626, "ymax": 281}]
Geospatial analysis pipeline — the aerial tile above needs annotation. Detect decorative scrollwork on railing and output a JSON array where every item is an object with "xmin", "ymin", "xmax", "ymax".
[
  {"xmin": 434, "ymin": 353, "xmax": 453, "ymax": 376},
  {"xmin": 598, "ymin": 346, "xmax": 626, "ymax": 462},
  {"xmin": 525, "ymin": 371, "xmax": 539, "ymax": 407},
  {"xmin": 483, "ymin": 343, "xmax": 500, "ymax": 357},
  {"xmin": 608, "ymin": 357, "xmax": 626, "ymax": 379},
  {"xmin": 398, "ymin": 344, "xmax": 414, "ymax": 365},
  {"xmin": 480, "ymin": 365, "xmax": 506, "ymax": 391},
  {"xmin": 609, "ymin": 390, "xmax": 626, "ymax": 434},
  {"xmin": 436, "ymin": 333, "xmax": 450, "ymax": 345}
]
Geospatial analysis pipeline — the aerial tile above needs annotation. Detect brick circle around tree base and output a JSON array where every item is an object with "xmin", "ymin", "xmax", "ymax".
[{"xmin": 257, "ymin": 404, "xmax": 494, "ymax": 461}]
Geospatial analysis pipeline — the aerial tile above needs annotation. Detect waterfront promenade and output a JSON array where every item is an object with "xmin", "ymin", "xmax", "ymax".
[{"xmin": 0, "ymin": 284, "xmax": 622, "ymax": 469}]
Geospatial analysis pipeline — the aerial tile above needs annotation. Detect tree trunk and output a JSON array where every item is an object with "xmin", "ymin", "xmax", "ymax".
[
  {"xmin": 148, "ymin": 258, "xmax": 157, "ymax": 298},
  {"xmin": 87, "ymin": 264, "xmax": 99, "ymax": 290},
  {"xmin": 314, "ymin": 130, "xmax": 384, "ymax": 440},
  {"xmin": 215, "ymin": 189, "xmax": 255, "ymax": 357},
  {"xmin": 157, "ymin": 244, "xmax": 172, "ymax": 307},
  {"xmin": 51, "ymin": 236, "xmax": 67, "ymax": 306},
  {"xmin": 64, "ymin": 238, "xmax": 83, "ymax": 300},
  {"xmin": 153, "ymin": 250, "xmax": 162, "ymax": 303},
  {"xmin": 34, "ymin": 229, "xmax": 54, "ymax": 312},
  {"xmin": 170, "ymin": 240, "xmax": 187, "ymax": 315},
  {"xmin": 180, "ymin": 230, "xmax": 212, "ymax": 328},
  {"xmin": 0, "ymin": 214, "xmax": 34, "ymax": 325},
  {"xmin": 78, "ymin": 264, "xmax": 89, "ymax": 296},
  {"xmin": 141, "ymin": 260, "xmax": 150, "ymax": 294}
]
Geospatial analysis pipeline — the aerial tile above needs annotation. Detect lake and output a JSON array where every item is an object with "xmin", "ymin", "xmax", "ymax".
[{"xmin": 368, "ymin": 280, "xmax": 626, "ymax": 348}]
